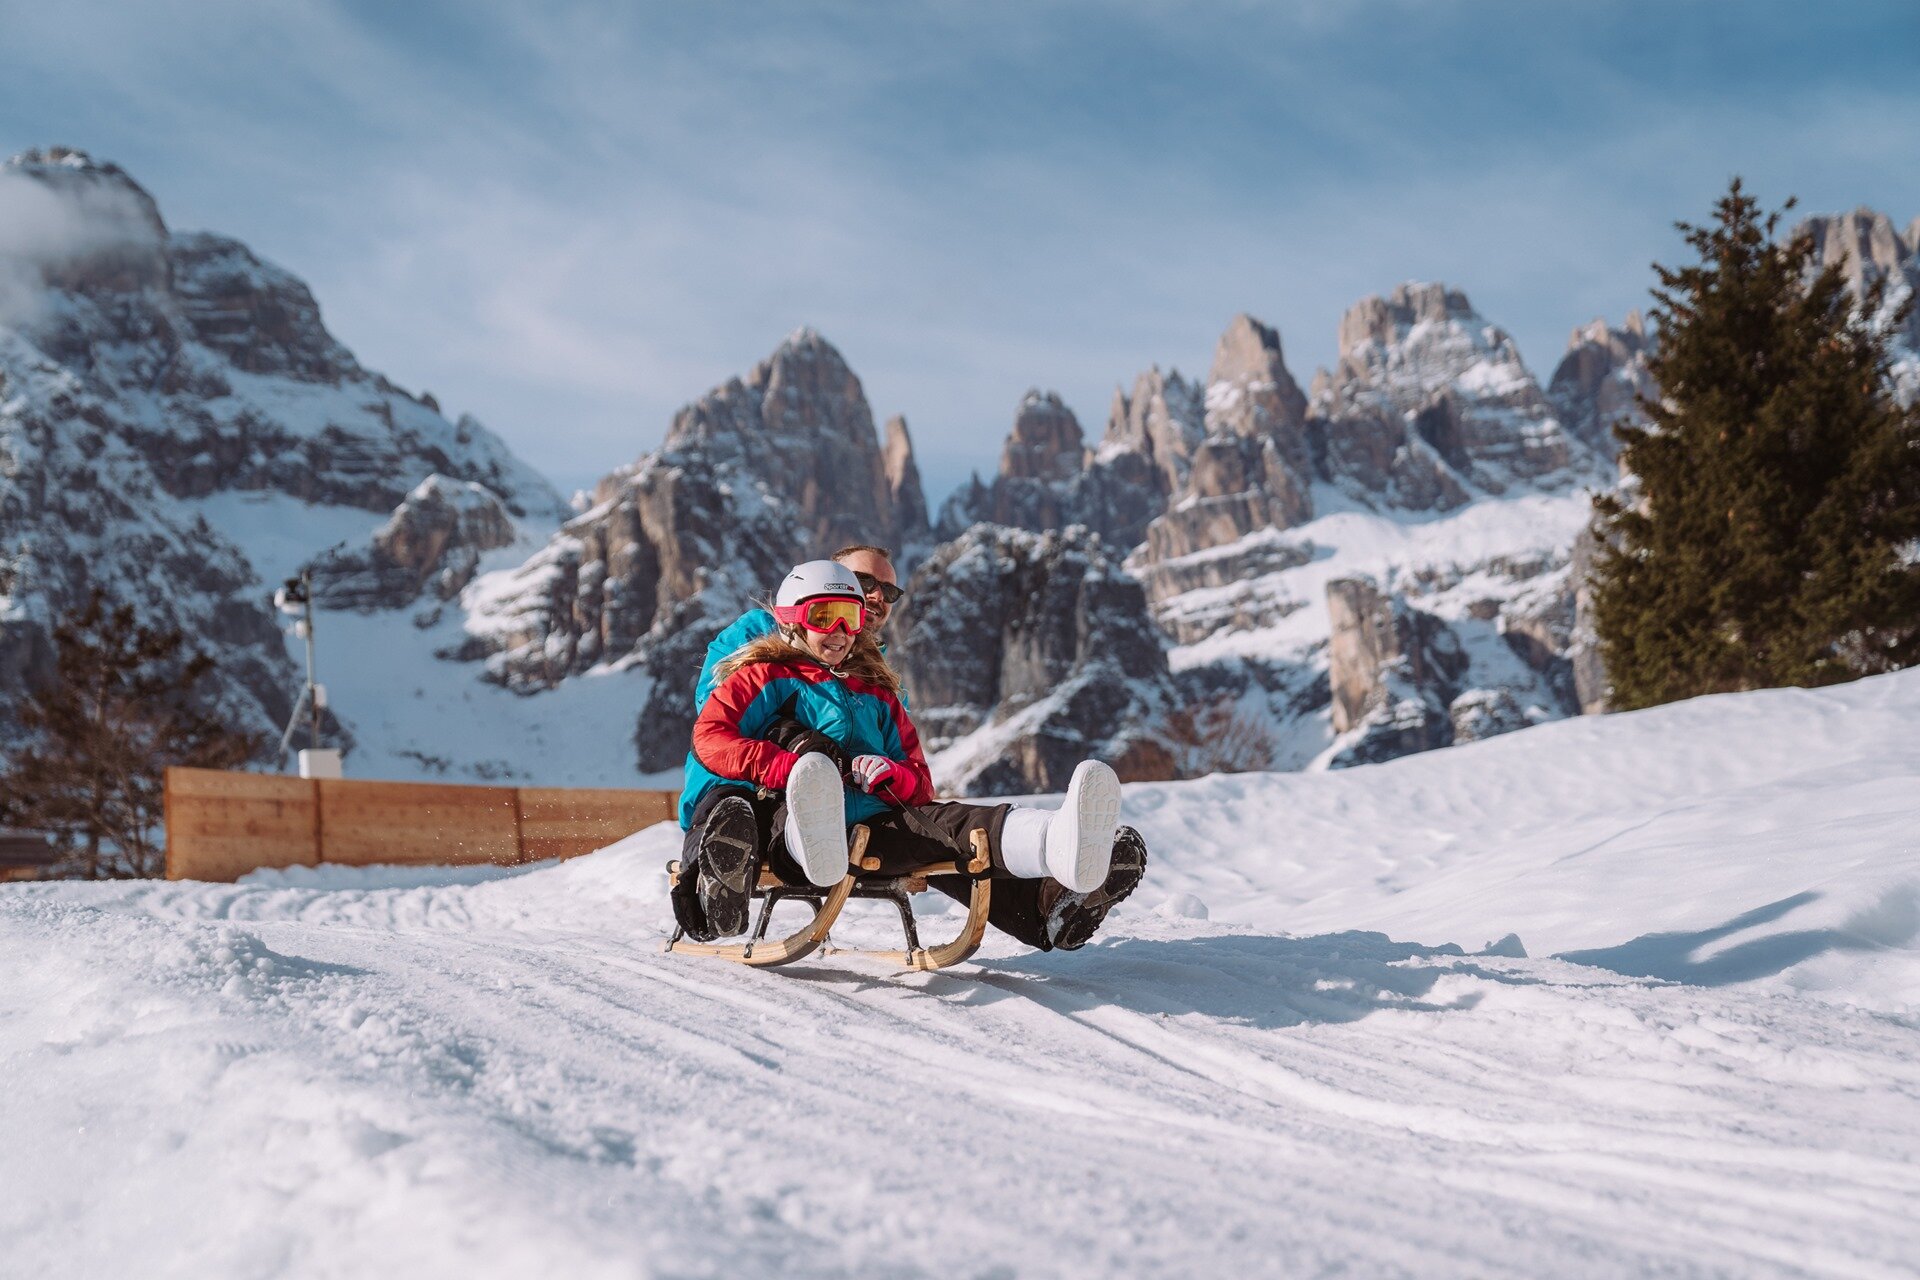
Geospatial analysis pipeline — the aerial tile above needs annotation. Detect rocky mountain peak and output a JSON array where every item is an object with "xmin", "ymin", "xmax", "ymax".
[
  {"xmin": 999, "ymin": 390, "xmax": 1086, "ymax": 484},
  {"xmin": 1334, "ymin": 282, "xmax": 1474, "ymax": 362},
  {"xmin": 1797, "ymin": 208, "xmax": 1920, "ymax": 383},
  {"xmin": 3, "ymin": 146, "xmax": 165, "ymax": 232},
  {"xmin": 1313, "ymin": 281, "xmax": 1591, "ymax": 500},
  {"xmin": 1, "ymin": 145, "xmax": 169, "ymax": 298},
  {"xmin": 1103, "ymin": 365, "xmax": 1203, "ymax": 495},
  {"xmin": 1801, "ymin": 208, "xmax": 1913, "ymax": 289},
  {"xmin": 938, "ymin": 387, "xmax": 1166, "ymax": 551},
  {"xmin": 749, "ymin": 325, "xmax": 864, "ymax": 435},
  {"xmin": 882, "ymin": 415, "xmax": 930, "ymax": 547},
  {"xmin": 660, "ymin": 328, "xmax": 923, "ymax": 554},
  {"xmin": 1549, "ymin": 311, "xmax": 1656, "ymax": 458},
  {"xmin": 1324, "ymin": 282, "xmax": 1518, "ymax": 401},
  {"xmin": 0, "ymin": 150, "xmax": 566, "ymax": 747},
  {"xmin": 1205, "ymin": 313, "xmax": 1308, "ymax": 442}
]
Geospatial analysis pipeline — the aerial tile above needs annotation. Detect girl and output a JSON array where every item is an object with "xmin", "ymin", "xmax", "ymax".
[{"xmin": 676, "ymin": 559, "xmax": 1147, "ymax": 952}]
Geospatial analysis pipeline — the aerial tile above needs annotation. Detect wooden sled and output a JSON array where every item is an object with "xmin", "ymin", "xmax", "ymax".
[{"xmin": 664, "ymin": 826, "xmax": 993, "ymax": 972}]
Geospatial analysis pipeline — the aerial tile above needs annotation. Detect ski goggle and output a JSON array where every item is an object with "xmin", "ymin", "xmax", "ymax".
[
  {"xmin": 853, "ymin": 571, "xmax": 905, "ymax": 606},
  {"xmin": 775, "ymin": 597, "xmax": 866, "ymax": 634}
]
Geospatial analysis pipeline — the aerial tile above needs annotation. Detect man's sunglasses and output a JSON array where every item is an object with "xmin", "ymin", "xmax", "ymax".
[{"xmin": 854, "ymin": 571, "xmax": 905, "ymax": 605}]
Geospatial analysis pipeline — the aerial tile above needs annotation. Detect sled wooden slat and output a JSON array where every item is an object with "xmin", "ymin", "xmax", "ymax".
[
  {"xmin": 852, "ymin": 876, "xmax": 992, "ymax": 972},
  {"xmin": 164, "ymin": 767, "xmax": 319, "ymax": 881},
  {"xmin": 669, "ymin": 828, "xmax": 995, "ymax": 973},
  {"xmin": 317, "ymin": 778, "xmax": 522, "ymax": 867},
  {"xmin": 668, "ymin": 874, "xmax": 860, "ymax": 968},
  {"xmin": 844, "ymin": 831, "xmax": 994, "ymax": 971},
  {"xmin": 518, "ymin": 787, "xmax": 677, "ymax": 862}
]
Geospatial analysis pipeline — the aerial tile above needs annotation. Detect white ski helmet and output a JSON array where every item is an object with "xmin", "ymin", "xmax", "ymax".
[{"xmin": 775, "ymin": 559, "xmax": 863, "ymax": 610}]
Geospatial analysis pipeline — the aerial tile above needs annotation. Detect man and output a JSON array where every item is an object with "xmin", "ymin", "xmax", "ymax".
[
  {"xmin": 672, "ymin": 545, "xmax": 905, "ymax": 939},
  {"xmin": 691, "ymin": 544, "xmax": 904, "ymax": 712},
  {"xmin": 832, "ymin": 544, "xmax": 903, "ymax": 634},
  {"xmin": 674, "ymin": 542, "xmax": 1146, "ymax": 953}
]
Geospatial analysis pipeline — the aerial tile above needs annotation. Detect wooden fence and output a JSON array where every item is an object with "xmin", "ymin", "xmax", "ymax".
[{"xmin": 163, "ymin": 767, "xmax": 679, "ymax": 882}]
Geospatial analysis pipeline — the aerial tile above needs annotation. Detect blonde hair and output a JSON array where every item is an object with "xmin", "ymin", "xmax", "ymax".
[{"xmin": 714, "ymin": 626, "xmax": 902, "ymax": 696}]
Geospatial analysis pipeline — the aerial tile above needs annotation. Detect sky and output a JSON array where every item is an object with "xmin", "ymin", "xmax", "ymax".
[{"xmin": 2, "ymin": 0, "xmax": 1917, "ymax": 508}]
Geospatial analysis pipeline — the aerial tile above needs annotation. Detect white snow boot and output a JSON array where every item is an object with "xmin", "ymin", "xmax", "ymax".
[
  {"xmin": 783, "ymin": 752, "xmax": 850, "ymax": 887},
  {"xmin": 997, "ymin": 759, "xmax": 1123, "ymax": 892}
]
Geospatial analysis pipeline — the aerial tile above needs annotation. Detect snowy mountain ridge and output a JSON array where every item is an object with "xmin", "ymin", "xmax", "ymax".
[
  {"xmin": 0, "ymin": 147, "xmax": 568, "ymax": 748},
  {"xmin": 4, "ymin": 146, "xmax": 1915, "ymax": 795}
]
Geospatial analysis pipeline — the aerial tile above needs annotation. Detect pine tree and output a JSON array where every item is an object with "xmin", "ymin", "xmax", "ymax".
[
  {"xmin": 0, "ymin": 592, "xmax": 261, "ymax": 878},
  {"xmin": 1591, "ymin": 179, "xmax": 1920, "ymax": 710}
]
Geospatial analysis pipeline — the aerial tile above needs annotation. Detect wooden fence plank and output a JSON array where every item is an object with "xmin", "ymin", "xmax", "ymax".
[
  {"xmin": 517, "ymin": 787, "xmax": 680, "ymax": 862},
  {"xmin": 317, "ymin": 778, "xmax": 521, "ymax": 867},
  {"xmin": 165, "ymin": 767, "xmax": 318, "ymax": 881},
  {"xmin": 164, "ymin": 770, "xmax": 681, "ymax": 880}
]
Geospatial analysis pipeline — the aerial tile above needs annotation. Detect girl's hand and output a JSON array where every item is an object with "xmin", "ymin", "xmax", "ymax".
[{"xmin": 849, "ymin": 754, "xmax": 916, "ymax": 803}]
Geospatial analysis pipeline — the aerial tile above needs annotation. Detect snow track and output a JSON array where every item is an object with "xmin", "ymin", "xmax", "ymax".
[{"xmin": 6, "ymin": 674, "xmax": 1920, "ymax": 1277}]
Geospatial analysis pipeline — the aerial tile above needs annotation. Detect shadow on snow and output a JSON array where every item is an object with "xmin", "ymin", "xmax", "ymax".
[
  {"xmin": 806, "ymin": 931, "xmax": 1518, "ymax": 1030},
  {"xmin": 1554, "ymin": 890, "xmax": 1900, "ymax": 987}
]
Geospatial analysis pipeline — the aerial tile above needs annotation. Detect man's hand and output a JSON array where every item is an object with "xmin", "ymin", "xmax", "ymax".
[
  {"xmin": 849, "ymin": 754, "xmax": 916, "ymax": 804},
  {"xmin": 764, "ymin": 717, "xmax": 849, "ymax": 772}
]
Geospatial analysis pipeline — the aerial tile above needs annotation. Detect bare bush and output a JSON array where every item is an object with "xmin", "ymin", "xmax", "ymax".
[{"xmin": 1161, "ymin": 699, "xmax": 1276, "ymax": 778}]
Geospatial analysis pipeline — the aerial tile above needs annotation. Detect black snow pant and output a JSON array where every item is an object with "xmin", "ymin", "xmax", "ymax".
[
  {"xmin": 859, "ymin": 801, "xmax": 1058, "ymax": 952},
  {"xmin": 678, "ymin": 789, "xmax": 1057, "ymax": 951}
]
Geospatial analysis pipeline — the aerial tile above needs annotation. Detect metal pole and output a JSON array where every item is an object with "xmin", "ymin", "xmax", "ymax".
[{"xmin": 303, "ymin": 568, "xmax": 319, "ymax": 750}]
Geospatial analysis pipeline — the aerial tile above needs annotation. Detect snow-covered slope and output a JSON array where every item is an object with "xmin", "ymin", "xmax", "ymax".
[
  {"xmin": 0, "ymin": 147, "xmax": 579, "ymax": 768},
  {"xmin": 1162, "ymin": 486, "xmax": 1595, "ymax": 767},
  {"xmin": 5, "ymin": 671, "xmax": 1917, "ymax": 1277}
]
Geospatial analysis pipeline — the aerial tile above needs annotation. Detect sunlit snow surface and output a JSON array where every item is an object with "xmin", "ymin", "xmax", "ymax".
[
  {"xmin": 5, "ymin": 673, "xmax": 1919, "ymax": 1277},
  {"xmin": 187, "ymin": 490, "xmax": 670, "ymax": 788}
]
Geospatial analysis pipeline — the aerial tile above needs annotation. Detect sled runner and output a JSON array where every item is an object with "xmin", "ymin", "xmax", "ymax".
[{"xmin": 664, "ymin": 825, "xmax": 994, "ymax": 971}]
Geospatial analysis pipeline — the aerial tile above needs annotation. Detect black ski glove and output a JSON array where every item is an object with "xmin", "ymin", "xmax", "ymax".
[{"xmin": 764, "ymin": 717, "xmax": 850, "ymax": 774}]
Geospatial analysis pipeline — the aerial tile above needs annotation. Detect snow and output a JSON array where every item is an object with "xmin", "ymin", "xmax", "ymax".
[
  {"xmin": 178, "ymin": 490, "xmax": 666, "ymax": 787},
  {"xmin": 5, "ymin": 670, "xmax": 1918, "ymax": 1276},
  {"xmin": 1165, "ymin": 488, "xmax": 1592, "ymax": 670},
  {"xmin": 289, "ymin": 604, "xmax": 671, "ymax": 787}
]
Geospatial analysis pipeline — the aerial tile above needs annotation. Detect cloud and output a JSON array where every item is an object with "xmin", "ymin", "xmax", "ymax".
[
  {"xmin": 0, "ymin": 155, "xmax": 166, "ymax": 328},
  {"xmin": 3, "ymin": 0, "xmax": 1918, "ymax": 504}
]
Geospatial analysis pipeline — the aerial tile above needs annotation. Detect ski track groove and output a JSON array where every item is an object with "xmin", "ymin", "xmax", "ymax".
[
  {"xmin": 10, "ymin": 663, "xmax": 1920, "ymax": 1280},
  {"xmin": 119, "ymin": 903, "xmax": 1918, "ymax": 1278}
]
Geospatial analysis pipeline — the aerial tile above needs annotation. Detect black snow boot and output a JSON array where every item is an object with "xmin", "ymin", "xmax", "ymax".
[
  {"xmin": 694, "ymin": 796, "xmax": 761, "ymax": 938},
  {"xmin": 1042, "ymin": 825, "xmax": 1148, "ymax": 952}
]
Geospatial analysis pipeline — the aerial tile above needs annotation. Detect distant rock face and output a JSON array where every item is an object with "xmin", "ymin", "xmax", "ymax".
[
  {"xmin": 1104, "ymin": 366, "xmax": 1205, "ymax": 498},
  {"xmin": 1135, "ymin": 316, "xmax": 1314, "ymax": 575},
  {"xmin": 882, "ymin": 415, "xmax": 930, "ymax": 551},
  {"xmin": 1799, "ymin": 208, "xmax": 1920, "ymax": 405},
  {"xmin": 0, "ymin": 148, "xmax": 564, "ymax": 743},
  {"xmin": 1124, "ymin": 290, "xmax": 1605, "ymax": 623},
  {"xmin": 938, "ymin": 391, "xmax": 1165, "ymax": 549},
  {"xmin": 1205, "ymin": 314, "xmax": 1313, "ymax": 475},
  {"xmin": 462, "ymin": 328, "xmax": 930, "ymax": 772},
  {"xmin": 1549, "ymin": 311, "xmax": 1655, "ymax": 459},
  {"xmin": 888, "ymin": 524, "xmax": 1179, "ymax": 795},
  {"xmin": 1325, "ymin": 577, "xmax": 1468, "ymax": 764},
  {"xmin": 1566, "ymin": 525, "xmax": 1611, "ymax": 714},
  {"xmin": 1320, "ymin": 563, "xmax": 1588, "ymax": 768},
  {"xmin": 939, "ymin": 391, "xmax": 1084, "ymax": 534},
  {"xmin": 312, "ymin": 476, "xmax": 517, "ymax": 612},
  {"xmin": 1312, "ymin": 282, "xmax": 1592, "ymax": 505},
  {"xmin": 660, "ymin": 328, "xmax": 927, "ymax": 556}
]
